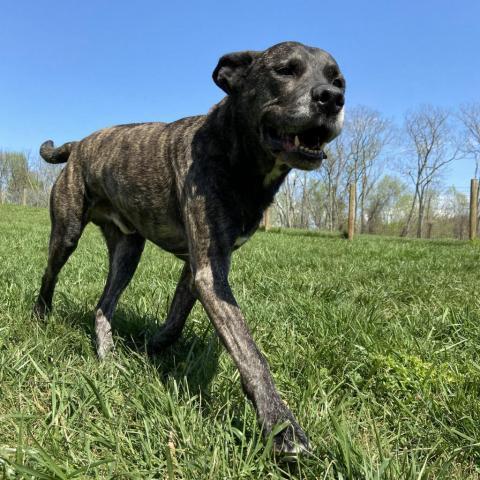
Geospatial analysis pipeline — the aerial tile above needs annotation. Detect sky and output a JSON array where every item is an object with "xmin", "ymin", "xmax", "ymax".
[{"xmin": 1, "ymin": 0, "xmax": 479, "ymax": 187}]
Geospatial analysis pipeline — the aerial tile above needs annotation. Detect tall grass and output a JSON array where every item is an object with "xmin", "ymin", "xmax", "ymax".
[{"xmin": 1, "ymin": 204, "xmax": 479, "ymax": 478}]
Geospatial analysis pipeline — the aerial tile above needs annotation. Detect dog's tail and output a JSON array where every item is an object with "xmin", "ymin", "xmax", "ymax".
[{"xmin": 40, "ymin": 140, "xmax": 77, "ymax": 164}]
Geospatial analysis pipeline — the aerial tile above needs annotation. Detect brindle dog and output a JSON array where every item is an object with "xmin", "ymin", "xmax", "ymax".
[{"xmin": 34, "ymin": 41, "xmax": 345, "ymax": 454}]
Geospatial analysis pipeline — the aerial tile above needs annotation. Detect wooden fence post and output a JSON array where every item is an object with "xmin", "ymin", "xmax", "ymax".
[
  {"xmin": 426, "ymin": 222, "xmax": 433, "ymax": 239},
  {"xmin": 22, "ymin": 188, "xmax": 27, "ymax": 206},
  {"xmin": 470, "ymin": 178, "xmax": 478, "ymax": 240},
  {"xmin": 264, "ymin": 207, "xmax": 271, "ymax": 231},
  {"xmin": 347, "ymin": 182, "xmax": 356, "ymax": 240}
]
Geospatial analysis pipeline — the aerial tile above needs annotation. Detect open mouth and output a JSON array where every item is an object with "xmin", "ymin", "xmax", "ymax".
[{"xmin": 263, "ymin": 125, "xmax": 329, "ymax": 160}]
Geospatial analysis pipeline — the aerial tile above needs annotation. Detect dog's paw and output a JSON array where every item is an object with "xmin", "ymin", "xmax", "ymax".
[
  {"xmin": 263, "ymin": 402, "xmax": 311, "ymax": 458},
  {"xmin": 272, "ymin": 421, "xmax": 310, "ymax": 458},
  {"xmin": 32, "ymin": 301, "xmax": 48, "ymax": 320},
  {"xmin": 95, "ymin": 309, "xmax": 114, "ymax": 360}
]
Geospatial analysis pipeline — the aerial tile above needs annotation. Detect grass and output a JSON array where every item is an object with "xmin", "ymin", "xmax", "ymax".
[{"xmin": 0, "ymin": 203, "xmax": 480, "ymax": 479}]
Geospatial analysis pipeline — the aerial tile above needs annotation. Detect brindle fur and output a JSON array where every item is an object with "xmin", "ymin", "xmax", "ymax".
[{"xmin": 34, "ymin": 41, "xmax": 345, "ymax": 454}]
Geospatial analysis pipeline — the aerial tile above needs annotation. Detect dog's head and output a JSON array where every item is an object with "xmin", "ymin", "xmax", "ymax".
[{"xmin": 213, "ymin": 41, "xmax": 345, "ymax": 170}]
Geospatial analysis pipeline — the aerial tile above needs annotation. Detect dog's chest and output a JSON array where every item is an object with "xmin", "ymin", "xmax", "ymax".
[
  {"xmin": 234, "ymin": 234, "xmax": 251, "ymax": 248},
  {"xmin": 233, "ymin": 220, "xmax": 260, "ymax": 250},
  {"xmin": 263, "ymin": 159, "xmax": 287, "ymax": 187}
]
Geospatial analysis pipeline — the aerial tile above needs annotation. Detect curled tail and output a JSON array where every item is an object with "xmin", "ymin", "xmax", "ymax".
[{"xmin": 40, "ymin": 140, "xmax": 78, "ymax": 164}]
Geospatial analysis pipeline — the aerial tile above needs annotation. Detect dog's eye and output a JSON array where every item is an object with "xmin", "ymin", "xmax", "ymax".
[
  {"xmin": 332, "ymin": 78, "xmax": 345, "ymax": 89},
  {"xmin": 274, "ymin": 60, "xmax": 303, "ymax": 78},
  {"xmin": 275, "ymin": 65, "xmax": 296, "ymax": 76}
]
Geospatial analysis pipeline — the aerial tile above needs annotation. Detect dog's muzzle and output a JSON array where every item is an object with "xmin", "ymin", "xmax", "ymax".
[
  {"xmin": 263, "ymin": 124, "xmax": 329, "ymax": 159},
  {"xmin": 262, "ymin": 107, "xmax": 344, "ymax": 164}
]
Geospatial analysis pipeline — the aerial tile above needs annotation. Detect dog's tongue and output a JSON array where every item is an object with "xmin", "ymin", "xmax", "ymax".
[{"xmin": 282, "ymin": 134, "xmax": 296, "ymax": 152}]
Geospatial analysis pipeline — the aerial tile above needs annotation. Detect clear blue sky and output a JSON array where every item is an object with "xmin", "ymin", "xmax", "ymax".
[{"xmin": 1, "ymin": 0, "xmax": 479, "ymax": 187}]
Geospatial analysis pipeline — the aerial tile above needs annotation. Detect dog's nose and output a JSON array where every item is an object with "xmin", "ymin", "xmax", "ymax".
[{"xmin": 311, "ymin": 85, "xmax": 345, "ymax": 115}]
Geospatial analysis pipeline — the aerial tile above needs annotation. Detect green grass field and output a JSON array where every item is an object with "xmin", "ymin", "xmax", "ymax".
[{"xmin": 1, "ymin": 204, "xmax": 480, "ymax": 479}]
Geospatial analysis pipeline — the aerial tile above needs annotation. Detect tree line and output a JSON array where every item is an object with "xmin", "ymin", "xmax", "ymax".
[
  {"xmin": 1, "ymin": 102, "xmax": 480, "ymax": 239},
  {"xmin": 0, "ymin": 150, "xmax": 60, "ymax": 207}
]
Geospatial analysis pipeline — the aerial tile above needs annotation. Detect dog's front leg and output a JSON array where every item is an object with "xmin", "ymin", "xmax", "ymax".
[{"xmin": 191, "ymin": 253, "xmax": 309, "ymax": 454}]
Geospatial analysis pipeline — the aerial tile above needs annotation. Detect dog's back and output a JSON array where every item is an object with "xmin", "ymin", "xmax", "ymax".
[{"xmin": 44, "ymin": 118, "xmax": 206, "ymax": 253}]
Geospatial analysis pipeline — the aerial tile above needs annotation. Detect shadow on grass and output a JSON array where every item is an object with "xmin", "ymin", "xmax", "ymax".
[{"xmin": 54, "ymin": 299, "xmax": 221, "ymax": 402}]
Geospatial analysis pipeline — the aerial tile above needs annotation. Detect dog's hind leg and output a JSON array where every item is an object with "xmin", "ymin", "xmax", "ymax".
[
  {"xmin": 148, "ymin": 263, "xmax": 196, "ymax": 353},
  {"xmin": 95, "ymin": 223, "xmax": 145, "ymax": 359},
  {"xmin": 34, "ymin": 172, "xmax": 87, "ymax": 318}
]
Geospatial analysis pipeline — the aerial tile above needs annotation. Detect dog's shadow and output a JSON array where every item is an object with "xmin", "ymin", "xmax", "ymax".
[{"xmin": 57, "ymin": 300, "xmax": 222, "ymax": 403}]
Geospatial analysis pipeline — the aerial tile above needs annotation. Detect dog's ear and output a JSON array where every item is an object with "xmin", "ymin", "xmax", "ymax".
[{"xmin": 213, "ymin": 50, "xmax": 261, "ymax": 95}]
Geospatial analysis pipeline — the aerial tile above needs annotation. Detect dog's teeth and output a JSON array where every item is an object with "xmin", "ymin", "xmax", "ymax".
[{"xmin": 294, "ymin": 135, "xmax": 300, "ymax": 147}]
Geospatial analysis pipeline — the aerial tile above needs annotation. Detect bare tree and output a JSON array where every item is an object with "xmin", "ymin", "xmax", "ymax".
[
  {"xmin": 320, "ymin": 136, "xmax": 349, "ymax": 230},
  {"xmin": 400, "ymin": 105, "xmax": 461, "ymax": 238},
  {"xmin": 365, "ymin": 175, "xmax": 405, "ymax": 234},
  {"xmin": 4, "ymin": 151, "xmax": 33, "ymax": 204},
  {"xmin": 0, "ymin": 149, "xmax": 61, "ymax": 206},
  {"xmin": 298, "ymin": 171, "xmax": 310, "ymax": 228},
  {"xmin": 458, "ymin": 103, "xmax": 480, "ymax": 234},
  {"xmin": 458, "ymin": 102, "xmax": 480, "ymax": 179},
  {"xmin": 443, "ymin": 187, "xmax": 469, "ymax": 239},
  {"xmin": 31, "ymin": 154, "xmax": 62, "ymax": 206},
  {"xmin": 276, "ymin": 170, "xmax": 325, "ymax": 229},
  {"xmin": 344, "ymin": 106, "xmax": 394, "ymax": 233},
  {"xmin": 0, "ymin": 151, "xmax": 8, "ymax": 203},
  {"xmin": 275, "ymin": 172, "xmax": 301, "ymax": 228}
]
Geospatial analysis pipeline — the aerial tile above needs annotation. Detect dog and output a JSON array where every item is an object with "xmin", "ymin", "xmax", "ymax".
[{"xmin": 34, "ymin": 41, "xmax": 345, "ymax": 454}]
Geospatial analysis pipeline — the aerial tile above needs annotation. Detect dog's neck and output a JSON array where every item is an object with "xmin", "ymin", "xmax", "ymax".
[
  {"xmin": 190, "ymin": 98, "xmax": 290, "ymax": 235},
  {"xmin": 205, "ymin": 98, "xmax": 291, "ymax": 197}
]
